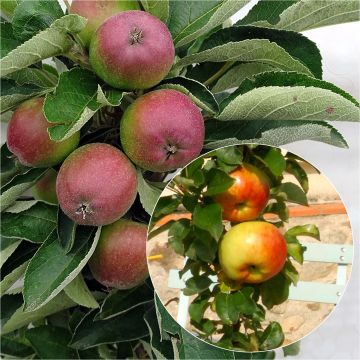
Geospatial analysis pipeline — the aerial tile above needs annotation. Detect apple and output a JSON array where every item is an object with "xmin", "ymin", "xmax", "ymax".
[
  {"xmin": 219, "ymin": 221, "xmax": 287, "ymax": 284},
  {"xmin": 89, "ymin": 10, "xmax": 175, "ymax": 89},
  {"xmin": 70, "ymin": 0, "xmax": 140, "ymax": 48},
  {"xmin": 7, "ymin": 98, "xmax": 80, "ymax": 168},
  {"xmin": 32, "ymin": 168, "xmax": 58, "ymax": 204},
  {"xmin": 214, "ymin": 164, "xmax": 270, "ymax": 222},
  {"xmin": 120, "ymin": 89, "xmax": 204, "ymax": 172},
  {"xmin": 56, "ymin": 143, "xmax": 137, "ymax": 226},
  {"xmin": 89, "ymin": 219, "xmax": 148, "ymax": 289}
]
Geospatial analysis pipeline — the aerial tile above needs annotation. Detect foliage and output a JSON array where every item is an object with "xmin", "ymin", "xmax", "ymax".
[{"xmin": 0, "ymin": 0, "xmax": 358, "ymax": 358}]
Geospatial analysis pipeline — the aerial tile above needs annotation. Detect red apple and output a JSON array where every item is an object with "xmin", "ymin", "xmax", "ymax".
[
  {"xmin": 32, "ymin": 168, "xmax": 58, "ymax": 204},
  {"xmin": 89, "ymin": 10, "xmax": 175, "ymax": 89},
  {"xmin": 214, "ymin": 164, "xmax": 270, "ymax": 222},
  {"xmin": 56, "ymin": 143, "xmax": 137, "ymax": 226},
  {"xmin": 219, "ymin": 221, "xmax": 287, "ymax": 284},
  {"xmin": 70, "ymin": 0, "xmax": 140, "ymax": 48},
  {"xmin": 7, "ymin": 98, "xmax": 79, "ymax": 168},
  {"xmin": 120, "ymin": 89, "xmax": 204, "ymax": 172},
  {"xmin": 89, "ymin": 219, "xmax": 148, "ymax": 289}
]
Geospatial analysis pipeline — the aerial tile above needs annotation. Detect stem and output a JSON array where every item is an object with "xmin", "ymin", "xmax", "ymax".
[
  {"xmin": 203, "ymin": 61, "xmax": 235, "ymax": 87},
  {"xmin": 64, "ymin": 42, "xmax": 91, "ymax": 70},
  {"xmin": 63, "ymin": 0, "xmax": 71, "ymax": 11}
]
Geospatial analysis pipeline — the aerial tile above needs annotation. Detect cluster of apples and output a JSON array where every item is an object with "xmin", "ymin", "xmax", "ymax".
[
  {"xmin": 6, "ymin": 1, "xmax": 206, "ymax": 290},
  {"xmin": 214, "ymin": 164, "xmax": 288, "ymax": 284}
]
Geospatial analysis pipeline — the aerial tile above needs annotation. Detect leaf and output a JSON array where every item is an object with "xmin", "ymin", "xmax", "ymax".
[
  {"xmin": 204, "ymin": 119, "xmax": 348, "ymax": 149},
  {"xmin": 64, "ymin": 274, "xmax": 98, "ymax": 309},
  {"xmin": 0, "ymin": 239, "xmax": 21, "ymax": 268},
  {"xmin": 97, "ymin": 281, "xmax": 154, "ymax": 320},
  {"xmin": 1, "ymin": 201, "xmax": 57, "ymax": 243},
  {"xmin": 0, "ymin": 14, "xmax": 86, "ymax": 78},
  {"xmin": 188, "ymin": 292, "xmax": 210, "ymax": 323},
  {"xmin": 174, "ymin": 0, "xmax": 250, "ymax": 47},
  {"xmin": 168, "ymin": 219, "xmax": 191, "ymax": 255},
  {"xmin": 157, "ymin": 76, "xmax": 219, "ymax": 114},
  {"xmin": 192, "ymin": 203, "xmax": 223, "ymax": 241},
  {"xmin": 6, "ymin": 67, "xmax": 58, "ymax": 88},
  {"xmin": 2, "ymin": 291, "xmax": 76, "ymax": 335},
  {"xmin": 23, "ymin": 227, "xmax": 101, "ymax": 311},
  {"xmin": 214, "ymin": 146, "xmax": 243, "ymax": 165},
  {"xmin": 204, "ymin": 168, "xmax": 235, "ymax": 196},
  {"xmin": 261, "ymin": 147, "xmax": 286, "ymax": 177},
  {"xmin": 285, "ymin": 235, "xmax": 306, "ymax": 264},
  {"xmin": 26, "ymin": 325, "xmax": 77, "ymax": 359},
  {"xmin": 44, "ymin": 68, "xmax": 99, "ymax": 141},
  {"xmin": 212, "ymin": 62, "xmax": 274, "ymax": 93},
  {"xmin": 137, "ymin": 170, "xmax": 162, "ymax": 215},
  {"xmin": 174, "ymin": 39, "xmax": 313, "ymax": 77},
  {"xmin": 1, "ymin": 168, "xmax": 49, "ymax": 212},
  {"xmin": 70, "ymin": 304, "xmax": 151, "ymax": 350},
  {"xmin": 0, "ymin": 333, "xmax": 35, "ymax": 358},
  {"xmin": 260, "ymin": 273, "xmax": 291, "ymax": 309},
  {"xmin": 96, "ymin": 85, "xmax": 124, "ymax": 107},
  {"xmin": 282, "ymin": 259, "xmax": 299, "ymax": 285},
  {"xmin": 141, "ymin": 0, "xmax": 169, "ymax": 23},
  {"xmin": 192, "ymin": 228, "xmax": 218, "ymax": 262},
  {"xmin": 283, "ymin": 341, "xmax": 301, "ymax": 356},
  {"xmin": 1, "ymin": 293, "xmax": 23, "ymax": 327},
  {"xmin": 57, "ymin": 207, "xmax": 77, "ymax": 253},
  {"xmin": 183, "ymin": 274, "xmax": 213, "ymax": 296},
  {"xmin": 151, "ymin": 195, "xmax": 181, "ymax": 221},
  {"xmin": 155, "ymin": 294, "xmax": 181, "ymax": 336},
  {"xmin": 218, "ymin": 85, "xmax": 359, "ymax": 122},
  {"xmin": 12, "ymin": 0, "xmax": 64, "ymax": 42},
  {"xmin": 0, "ymin": 260, "xmax": 28, "ymax": 296},
  {"xmin": 275, "ymin": 0, "xmax": 360, "ymax": 32},
  {"xmin": 259, "ymin": 322, "xmax": 284, "ymax": 350},
  {"xmin": 275, "ymin": 182, "xmax": 308, "ymax": 206},
  {"xmin": 0, "ymin": 0, "xmax": 21, "ymax": 19},
  {"xmin": 285, "ymin": 224, "xmax": 320, "ymax": 240},
  {"xmin": 200, "ymin": 26, "xmax": 322, "ymax": 78},
  {"xmin": 0, "ymin": 22, "xmax": 21, "ymax": 58},
  {"xmin": 285, "ymin": 158, "xmax": 308, "ymax": 193},
  {"xmin": 0, "ymin": 78, "xmax": 49, "ymax": 113}
]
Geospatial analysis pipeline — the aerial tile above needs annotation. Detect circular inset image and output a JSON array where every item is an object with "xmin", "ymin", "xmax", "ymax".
[{"xmin": 147, "ymin": 144, "xmax": 354, "ymax": 352}]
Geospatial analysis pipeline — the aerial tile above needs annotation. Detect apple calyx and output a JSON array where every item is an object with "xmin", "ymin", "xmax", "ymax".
[
  {"xmin": 129, "ymin": 27, "xmax": 143, "ymax": 45},
  {"xmin": 76, "ymin": 203, "xmax": 93, "ymax": 220},
  {"xmin": 165, "ymin": 143, "xmax": 178, "ymax": 159}
]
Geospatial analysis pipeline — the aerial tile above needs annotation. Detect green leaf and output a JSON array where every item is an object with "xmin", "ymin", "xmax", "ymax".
[
  {"xmin": 2, "ymin": 291, "xmax": 76, "ymax": 335},
  {"xmin": 260, "ymin": 273, "xmax": 291, "ymax": 309},
  {"xmin": 173, "ymin": 0, "xmax": 250, "ymax": 47},
  {"xmin": 0, "ymin": 260, "xmax": 28, "ymax": 296},
  {"xmin": 204, "ymin": 168, "xmax": 235, "ymax": 196},
  {"xmin": 1, "ymin": 168, "xmax": 48, "ymax": 212},
  {"xmin": 274, "ymin": 182, "xmax": 308, "ymax": 206},
  {"xmin": 96, "ymin": 85, "xmax": 124, "ymax": 107},
  {"xmin": 192, "ymin": 203, "xmax": 223, "ymax": 241},
  {"xmin": 12, "ymin": 0, "xmax": 64, "ymax": 42},
  {"xmin": 217, "ymin": 86, "xmax": 360, "ymax": 122},
  {"xmin": 285, "ymin": 235, "xmax": 306, "ymax": 264},
  {"xmin": 157, "ymin": 76, "xmax": 219, "ymax": 114},
  {"xmin": 192, "ymin": 228, "xmax": 218, "ymax": 262},
  {"xmin": 0, "ymin": 22, "xmax": 21, "ymax": 58},
  {"xmin": 0, "ymin": 14, "xmax": 86, "ymax": 78},
  {"xmin": 64, "ymin": 274, "xmax": 99, "ymax": 309},
  {"xmin": 285, "ymin": 224, "xmax": 320, "ymax": 240},
  {"xmin": 200, "ymin": 26, "xmax": 322, "ymax": 78},
  {"xmin": 215, "ymin": 146, "xmax": 243, "ymax": 165},
  {"xmin": 259, "ymin": 322, "xmax": 284, "ymax": 350},
  {"xmin": 212, "ymin": 62, "xmax": 274, "ymax": 93},
  {"xmin": 141, "ymin": 0, "xmax": 169, "ymax": 23},
  {"xmin": 174, "ymin": 39, "xmax": 313, "ymax": 77},
  {"xmin": 152, "ymin": 195, "xmax": 181, "ymax": 220},
  {"xmin": 0, "ymin": 333, "xmax": 35, "ymax": 358},
  {"xmin": 236, "ymin": 0, "xmax": 297, "ymax": 26},
  {"xmin": 57, "ymin": 207, "xmax": 77, "ymax": 253},
  {"xmin": 1, "ymin": 201, "xmax": 57, "ymax": 243},
  {"xmin": 282, "ymin": 259, "xmax": 299, "ymax": 285},
  {"xmin": 183, "ymin": 274, "xmax": 213, "ymax": 296},
  {"xmin": 1, "ymin": 78, "xmax": 49, "ymax": 113},
  {"xmin": 70, "ymin": 304, "xmax": 151, "ymax": 350},
  {"xmin": 137, "ymin": 170, "xmax": 162, "ymax": 215},
  {"xmin": 0, "ymin": 0, "xmax": 21, "ymax": 19},
  {"xmin": 6, "ymin": 67, "xmax": 58, "ymax": 88},
  {"xmin": 0, "ymin": 239, "xmax": 21, "ymax": 268},
  {"xmin": 261, "ymin": 147, "xmax": 286, "ymax": 177},
  {"xmin": 189, "ymin": 292, "xmax": 210, "ymax": 323},
  {"xmin": 1, "ymin": 293, "xmax": 23, "ymax": 327},
  {"xmin": 275, "ymin": 0, "xmax": 360, "ymax": 32},
  {"xmin": 285, "ymin": 158, "xmax": 309, "ymax": 193},
  {"xmin": 97, "ymin": 281, "xmax": 154, "ymax": 320},
  {"xmin": 204, "ymin": 119, "xmax": 348, "ymax": 149},
  {"xmin": 23, "ymin": 227, "xmax": 101, "ymax": 311},
  {"xmin": 44, "ymin": 68, "xmax": 100, "ymax": 141},
  {"xmin": 168, "ymin": 219, "xmax": 191, "ymax": 255},
  {"xmin": 283, "ymin": 341, "xmax": 301, "ymax": 356},
  {"xmin": 26, "ymin": 325, "xmax": 77, "ymax": 359}
]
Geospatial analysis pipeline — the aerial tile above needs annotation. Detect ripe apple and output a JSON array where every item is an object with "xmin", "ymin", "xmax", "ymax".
[
  {"xmin": 89, "ymin": 219, "xmax": 148, "ymax": 289},
  {"xmin": 56, "ymin": 143, "xmax": 137, "ymax": 226},
  {"xmin": 214, "ymin": 164, "xmax": 270, "ymax": 222},
  {"xmin": 219, "ymin": 221, "xmax": 287, "ymax": 284},
  {"xmin": 7, "ymin": 98, "xmax": 80, "ymax": 168},
  {"xmin": 32, "ymin": 168, "xmax": 58, "ymax": 204},
  {"xmin": 120, "ymin": 89, "xmax": 204, "ymax": 172},
  {"xmin": 89, "ymin": 10, "xmax": 175, "ymax": 89},
  {"xmin": 70, "ymin": 0, "xmax": 140, "ymax": 48}
]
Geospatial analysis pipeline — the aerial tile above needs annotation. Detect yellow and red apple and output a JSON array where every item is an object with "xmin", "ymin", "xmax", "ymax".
[
  {"xmin": 214, "ymin": 164, "xmax": 270, "ymax": 222},
  {"xmin": 218, "ymin": 221, "xmax": 287, "ymax": 284}
]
